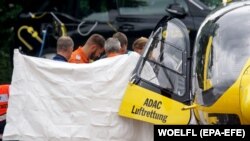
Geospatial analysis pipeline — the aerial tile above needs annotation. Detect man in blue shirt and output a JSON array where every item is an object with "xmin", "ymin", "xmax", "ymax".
[{"xmin": 53, "ymin": 36, "xmax": 74, "ymax": 62}]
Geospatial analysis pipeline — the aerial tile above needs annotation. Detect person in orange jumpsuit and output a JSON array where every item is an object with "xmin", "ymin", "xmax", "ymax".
[{"xmin": 69, "ymin": 34, "xmax": 105, "ymax": 63}]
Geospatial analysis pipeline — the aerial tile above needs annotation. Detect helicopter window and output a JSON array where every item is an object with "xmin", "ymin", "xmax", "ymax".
[
  {"xmin": 139, "ymin": 20, "xmax": 187, "ymax": 96},
  {"xmin": 175, "ymin": 0, "xmax": 189, "ymax": 13},
  {"xmin": 193, "ymin": 6, "xmax": 250, "ymax": 106},
  {"xmin": 76, "ymin": 0, "xmax": 110, "ymax": 22},
  {"xmin": 160, "ymin": 43, "xmax": 183, "ymax": 73},
  {"xmin": 151, "ymin": 21, "xmax": 185, "ymax": 73},
  {"xmin": 193, "ymin": 20, "xmax": 213, "ymax": 90},
  {"xmin": 117, "ymin": 0, "xmax": 173, "ymax": 15},
  {"xmin": 207, "ymin": 48, "xmax": 213, "ymax": 79},
  {"xmin": 199, "ymin": 0, "xmax": 222, "ymax": 10},
  {"xmin": 140, "ymin": 32, "xmax": 161, "ymax": 86}
]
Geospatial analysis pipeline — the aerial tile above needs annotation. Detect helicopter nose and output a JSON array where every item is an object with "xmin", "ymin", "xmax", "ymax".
[
  {"xmin": 240, "ymin": 88, "xmax": 250, "ymax": 123},
  {"xmin": 240, "ymin": 68, "xmax": 250, "ymax": 123}
]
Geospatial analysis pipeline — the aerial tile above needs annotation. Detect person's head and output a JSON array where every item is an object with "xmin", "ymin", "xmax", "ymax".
[
  {"xmin": 132, "ymin": 37, "xmax": 148, "ymax": 55},
  {"xmin": 84, "ymin": 34, "xmax": 105, "ymax": 60},
  {"xmin": 112, "ymin": 32, "xmax": 128, "ymax": 54},
  {"xmin": 56, "ymin": 36, "xmax": 74, "ymax": 60},
  {"xmin": 104, "ymin": 37, "xmax": 121, "ymax": 57}
]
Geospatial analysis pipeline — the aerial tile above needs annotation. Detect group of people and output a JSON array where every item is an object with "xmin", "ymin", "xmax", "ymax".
[{"xmin": 52, "ymin": 32, "xmax": 148, "ymax": 63}]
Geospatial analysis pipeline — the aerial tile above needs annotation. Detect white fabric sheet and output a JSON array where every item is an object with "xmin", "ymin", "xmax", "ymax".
[{"xmin": 3, "ymin": 50, "xmax": 153, "ymax": 141}]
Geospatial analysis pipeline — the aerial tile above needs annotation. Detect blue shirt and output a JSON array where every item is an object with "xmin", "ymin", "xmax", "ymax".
[{"xmin": 52, "ymin": 54, "xmax": 67, "ymax": 62}]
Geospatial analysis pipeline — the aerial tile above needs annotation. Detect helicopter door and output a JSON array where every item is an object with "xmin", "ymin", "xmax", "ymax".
[{"xmin": 119, "ymin": 17, "xmax": 192, "ymax": 124}]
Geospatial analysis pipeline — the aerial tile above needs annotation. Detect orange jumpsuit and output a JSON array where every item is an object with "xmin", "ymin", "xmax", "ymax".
[{"xmin": 69, "ymin": 47, "xmax": 89, "ymax": 63}]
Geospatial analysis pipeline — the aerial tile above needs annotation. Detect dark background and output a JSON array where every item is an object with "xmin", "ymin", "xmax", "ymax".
[{"xmin": 0, "ymin": 0, "xmax": 226, "ymax": 84}]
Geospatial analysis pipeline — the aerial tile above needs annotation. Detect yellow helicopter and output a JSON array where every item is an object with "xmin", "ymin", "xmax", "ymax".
[
  {"xmin": 119, "ymin": 1, "xmax": 250, "ymax": 125},
  {"xmin": 191, "ymin": 1, "xmax": 250, "ymax": 124}
]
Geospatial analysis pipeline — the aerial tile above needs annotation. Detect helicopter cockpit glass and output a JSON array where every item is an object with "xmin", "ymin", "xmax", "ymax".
[
  {"xmin": 192, "ymin": 5, "xmax": 250, "ymax": 106},
  {"xmin": 133, "ymin": 18, "xmax": 191, "ymax": 104}
]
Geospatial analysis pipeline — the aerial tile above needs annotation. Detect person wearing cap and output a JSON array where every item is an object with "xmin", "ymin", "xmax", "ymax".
[
  {"xmin": 53, "ymin": 36, "xmax": 74, "ymax": 62},
  {"xmin": 69, "ymin": 34, "xmax": 105, "ymax": 63}
]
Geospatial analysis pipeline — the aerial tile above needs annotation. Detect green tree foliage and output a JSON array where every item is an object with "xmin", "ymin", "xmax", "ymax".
[{"xmin": 0, "ymin": 1, "xmax": 22, "ymax": 84}]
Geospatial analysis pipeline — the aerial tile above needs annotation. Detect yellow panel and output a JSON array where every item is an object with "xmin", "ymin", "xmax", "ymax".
[
  {"xmin": 194, "ymin": 59, "xmax": 250, "ymax": 124},
  {"xmin": 240, "ymin": 66, "xmax": 250, "ymax": 123},
  {"xmin": 203, "ymin": 36, "xmax": 213, "ymax": 91},
  {"xmin": 119, "ymin": 83, "xmax": 191, "ymax": 125}
]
